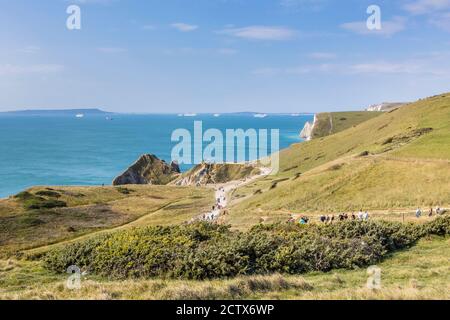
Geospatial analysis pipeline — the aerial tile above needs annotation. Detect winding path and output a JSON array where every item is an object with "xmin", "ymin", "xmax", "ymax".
[{"xmin": 199, "ymin": 167, "xmax": 272, "ymax": 222}]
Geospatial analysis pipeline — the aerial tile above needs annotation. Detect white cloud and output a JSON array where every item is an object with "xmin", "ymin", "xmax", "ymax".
[
  {"xmin": 218, "ymin": 26, "xmax": 297, "ymax": 41},
  {"xmin": 253, "ymin": 54, "xmax": 450, "ymax": 77},
  {"xmin": 170, "ymin": 23, "xmax": 198, "ymax": 32},
  {"xmin": 403, "ymin": 0, "xmax": 450, "ymax": 15},
  {"xmin": 0, "ymin": 64, "xmax": 64, "ymax": 76},
  {"xmin": 340, "ymin": 17, "xmax": 406, "ymax": 37}
]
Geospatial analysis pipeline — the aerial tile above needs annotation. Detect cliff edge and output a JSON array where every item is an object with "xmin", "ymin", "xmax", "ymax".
[{"xmin": 113, "ymin": 154, "xmax": 180, "ymax": 186}]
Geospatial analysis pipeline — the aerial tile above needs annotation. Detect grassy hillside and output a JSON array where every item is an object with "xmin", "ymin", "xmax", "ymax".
[
  {"xmin": 1, "ymin": 236, "xmax": 448, "ymax": 300},
  {"xmin": 311, "ymin": 111, "xmax": 383, "ymax": 139},
  {"xmin": 0, "ymin": 185, "xmax": 214, "ymax": 255},
  {"xmin": 227, "ymin": 93, "xmax": 450, "ymax": 228}
]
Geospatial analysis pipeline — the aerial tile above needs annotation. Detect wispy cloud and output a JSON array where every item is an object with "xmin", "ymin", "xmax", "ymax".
[
  {"xmin": 0, "ymin": 64, "xmax": 64, "ymax": 76},
  {"xmin": 217, "ymin": 25, "xmax": 297, "ymax": 41},
  {"xmin": 253, "ymin": 53, "xmax": 450, "ymax": 77},
  {"xmin": 170, "ymin": 23, "xmax": 198, "ymax": 32},
  {"xmin": 403, "ymin": 0, "xmax": 450, "ymax": 15},
  {"xmin": 340, "ymin": 17, "xmax": 406, "ymax": 37}
]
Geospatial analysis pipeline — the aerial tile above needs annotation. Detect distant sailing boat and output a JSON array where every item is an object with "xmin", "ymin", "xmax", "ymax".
[
  {"xmin": 75, "ymin": 113, "xmax": 84, "ymax": 118},
  {"xmin": 254, "ymin": 113, "xmax": 267, "ymax": 118}
]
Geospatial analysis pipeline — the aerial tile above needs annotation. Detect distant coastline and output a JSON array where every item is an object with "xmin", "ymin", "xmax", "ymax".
[
  {"xmin": 0, "ymin": 108, "xmax": 111, "ymax": 116},
  {"xmin": 0, "ymin": 109, "xmax": 315, "ymax": 117}
]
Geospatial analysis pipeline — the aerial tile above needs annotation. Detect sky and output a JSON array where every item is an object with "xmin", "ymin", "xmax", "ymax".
[{"xmin": 0, "ymin": 0, "xmax": 450, "ymax": 113}]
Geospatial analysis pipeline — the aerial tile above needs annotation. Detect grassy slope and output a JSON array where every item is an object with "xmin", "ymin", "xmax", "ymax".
[
  {"xmin": 0, "ymin": 185, "xmax": 214, "ymax": 254},
  {"xmin": 1, "ymin": 236, "xmax": 448, "ymax": 300},
  {"xmin": 311, "ymin": 111, "xmax": 383, "ymax": 139},
  {"xmin": 228, "ymin": 93, "xmax": 450, "ymax": 229}
]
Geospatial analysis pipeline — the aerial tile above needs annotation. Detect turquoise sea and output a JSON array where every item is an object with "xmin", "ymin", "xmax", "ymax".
[{"xmin": 0, "ymin": 113, "xmax": 312, "ymax": 198}]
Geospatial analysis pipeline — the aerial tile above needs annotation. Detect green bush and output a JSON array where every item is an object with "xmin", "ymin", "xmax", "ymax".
[
  {"xmin": 15, "ymin": 191, "xmax": 67, "ymax": 210},
  {"xmin": 35, "ymin": 190, "xmax": 61, "ymax": 198},
  {"xmin": 43, "ymin": 216, "xmax": 450, "ymax": 280}
]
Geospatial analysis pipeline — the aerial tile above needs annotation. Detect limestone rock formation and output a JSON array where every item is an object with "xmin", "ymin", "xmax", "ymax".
[
  {"xmin": 113, "ymin": 154, "xmax": 180, "ymax": 186},
  {"xmin": 366, "ymin": 102, "xmax": 407, "ymax": 112},
  {"xmin": 300, "ymin": 115, "xmax": 316, "ymax": 141},
  {"xmin": 172, "ymin": 162, "xmax": 260, "ymax": 186}
]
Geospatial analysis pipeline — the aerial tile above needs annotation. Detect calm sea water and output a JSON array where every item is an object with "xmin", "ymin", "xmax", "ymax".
[{"xmin": 0, "ymin": 113, "xmax": 312, "ymax": 198}]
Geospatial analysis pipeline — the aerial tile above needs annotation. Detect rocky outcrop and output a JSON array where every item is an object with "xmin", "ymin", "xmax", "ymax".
[
  {"xmin": 172, "ymin": 162, "xmax": 260, "ymax": 186},
  {"xmin": 300, "ymin": 115, "xmax": 317, "ymax": 141},
  {"xmin": 113, "ymin": 154, "xmax": 180, "ymax": 186},
  {"xmin": 366, "ymin": 102, "xmax": 407, "ymax": 112}
]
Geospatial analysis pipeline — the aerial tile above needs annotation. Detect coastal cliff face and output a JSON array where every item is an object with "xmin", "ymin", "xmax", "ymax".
[
  {"xmin": 172, "ymin": 162, "xmax": 260, "ymax": 186},
  {"xmin": 299, "ymin": 115, "xmax": 316, "ymax": 141},
  {"xmin": 113, "ymin": 154, "xmax": 180, "ymax": 186}
]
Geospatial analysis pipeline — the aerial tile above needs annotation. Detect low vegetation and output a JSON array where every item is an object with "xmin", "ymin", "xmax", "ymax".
[
  {"xmin": 1, "ymin": 236, "xmax": 449, "ymax": 300},
  {"xmin": 0, "ymin": 185, "xmax": 214, "ymax": 255},
  {"xmin": 42, "ymin": 216, "xmax": 449, "ymax": 280}
]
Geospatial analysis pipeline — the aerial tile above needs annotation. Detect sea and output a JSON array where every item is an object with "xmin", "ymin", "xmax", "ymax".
[{"xmin": 0, "ymin": 113, "xmax": 313, "ymax": 198}]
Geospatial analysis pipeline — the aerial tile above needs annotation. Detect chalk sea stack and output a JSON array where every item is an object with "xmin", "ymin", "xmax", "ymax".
[{"xmin": 113, "ymin": 154, "xmax": 180, "ymax": 186}]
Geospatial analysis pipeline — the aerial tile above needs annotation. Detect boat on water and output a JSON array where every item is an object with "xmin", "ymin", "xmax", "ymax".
[
  {"xmin": 254, "ymin": 113, "xmax": 268, "ymax": 118},
  {"xmin": 75, "ymin": 114, "xmax": 84, "ymax": 118},
  {"xmin": 183, "ymin": 113, "xmax": 197, "ymax": 117},
  {"xmin": 213, "ymin": 114, "xmax": 221, "ymax": 117}
]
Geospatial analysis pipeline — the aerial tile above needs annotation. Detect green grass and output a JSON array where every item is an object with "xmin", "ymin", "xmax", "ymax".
[
  {"xmin": 227, "ymin": 93, "xmax": 450, "ymax": 229},
  {"xmin": 311, "ymin": 111, "xmax": 383, "ymax": 139}
]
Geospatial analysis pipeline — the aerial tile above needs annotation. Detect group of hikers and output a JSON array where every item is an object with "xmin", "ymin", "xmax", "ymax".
[
  {"xmin": 199, "ymin": 187, "xmax": 228, "ymax": 222},
  {"xmin": 286, "ymin": 206, "xmax": 447, "ymax": 226},
  {"xmin": 288, "ymin": 210, "xmax": 371, "ymax": 225},
  {"xmin": 415, "ymin": 206, "xmax": 445, "ymax": 218}
]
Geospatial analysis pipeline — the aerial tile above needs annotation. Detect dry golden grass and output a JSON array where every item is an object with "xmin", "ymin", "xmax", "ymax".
[{"xmin": 0, "ymin": 185, "xmax": 214, "ymax": 255}]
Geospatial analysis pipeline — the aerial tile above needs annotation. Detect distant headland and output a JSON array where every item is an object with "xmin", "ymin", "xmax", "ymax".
[{"xmin": 0, "ymin": 108, "xmax": 111, "ymax": 116}]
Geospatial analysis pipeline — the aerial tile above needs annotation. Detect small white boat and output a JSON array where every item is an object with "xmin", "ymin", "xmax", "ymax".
[
  {"xmin": 291, "ymin": 113, "xmax": 301, "ymax": 117},
  {"xmin": 213, "ymin": 114, "xmax": 221, "ymax": 117},
  {"xmin": 183, "ymin": 113, "xmax": 197, "ymax": 117},
  {"xmin": 254, "ymin": 113, "xmax": 267, "ymax": 118},
  {"xmin": 75, "ymin": 113, "xmax": 84, "ymax": 118}
]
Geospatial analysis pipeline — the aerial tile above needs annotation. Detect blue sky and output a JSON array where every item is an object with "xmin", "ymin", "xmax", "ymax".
[{"xmin": 0, "ymin": 0, "xmax": 449, "ymax": 113}]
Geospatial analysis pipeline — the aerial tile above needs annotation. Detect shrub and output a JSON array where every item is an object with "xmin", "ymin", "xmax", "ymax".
[
  {"xmin": 15, "ymin": 191, "xmax": 67, "ymax": 210},
  {"xmin": 24, "ymin": 198, "xmax": 67, "ymax": 210},
  {"xmin": 35, "ymin": 190, "xmax": 61, "ymax": 198},
  {"xmin": 43, "ymin": 217, "xmax": 450, "ymax": 280}
]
